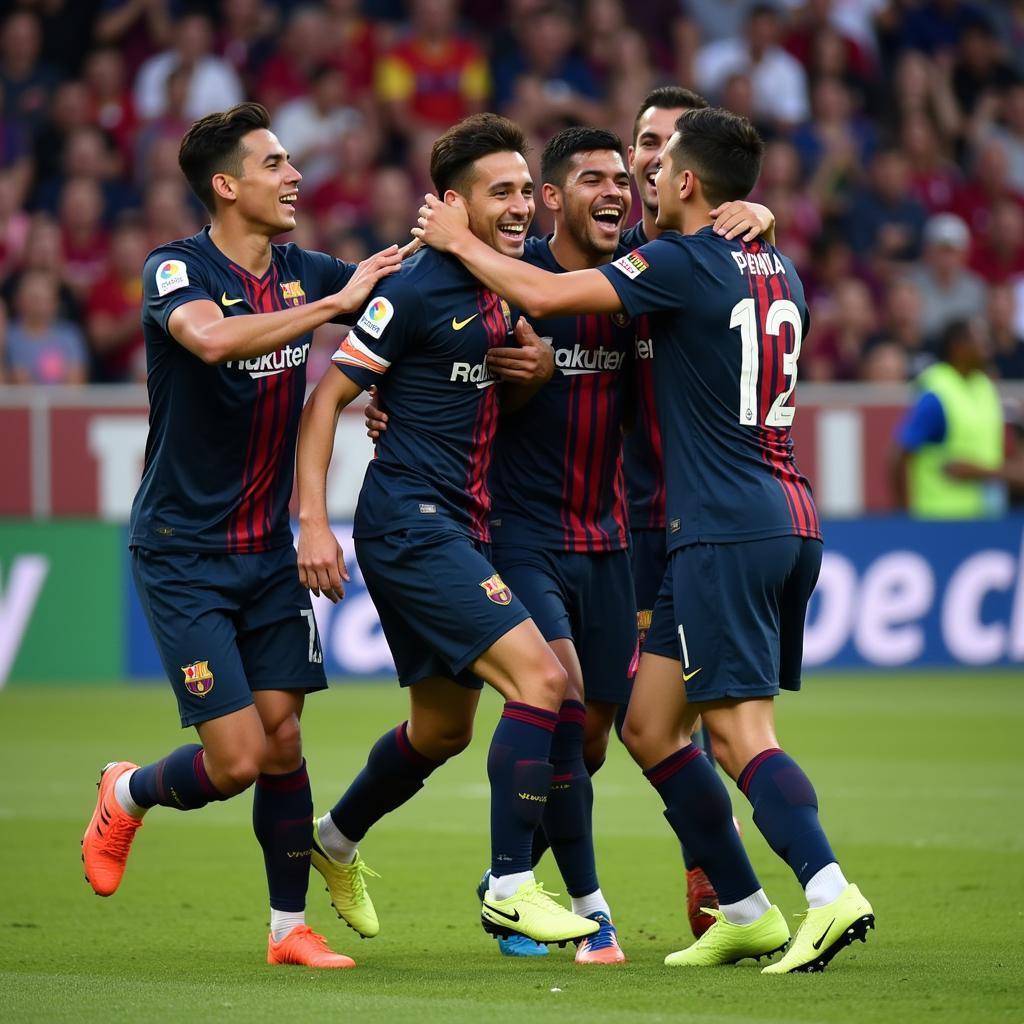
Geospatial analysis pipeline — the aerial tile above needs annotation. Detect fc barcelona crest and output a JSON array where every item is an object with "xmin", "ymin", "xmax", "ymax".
[
  {"xmin": 280, "ymin": 280, "xmax": 306, "ymax": 306},
  {"xmin": 499, "ymin": 298, "xmax": 514, "ymax": 333},
  {"xmin": 479, "ymin": 573, "xmax": 512, "ymax": 606},
  {"xmin": 181, "ymin": 660, "xmax": 214, "ymax": 697}
]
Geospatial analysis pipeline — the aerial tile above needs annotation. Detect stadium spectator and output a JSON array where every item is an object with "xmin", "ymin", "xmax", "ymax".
[
  {"xmin": 988, "ymin": 281, "xmax": 1024, "ymax": 378},
  {"xmin": 133, "ymin": 12, "xmax": 244, "ymax": 122},
  {"xmin": 953, "ymin": 136, "xmax": 1024, "ymax": 239},
  {"xmin": 93, "ymin": 0, "xmax": 172, "ymax": 78},
  {"xmin": 376, "ymin": 0, "xmax": 490, "ymax": 141},
  {"xmin": 901, "ymin": 111, "xmax": 962, "ymax": 212},
  {"xmin": 789, "ymin": 75, "xmax": 876, "ymax": 182},
  {"xmin": 58, "ymin": 177, "xmax": 111, "ymax": 302},
  {"xmin": 696, "ymin": 4, "xmax": 810, "ymax": 128},
  {"xmin": 970, "ymin": 198, "xmax": 1024, "ymax": 284},
  {"xmin": 83, "ymin": 48, "xmax": 138, "ymax": 172},
  {"xmin": 978, "ymin": 81, "xmax": 1024, "ymax": 192},
  {"xmin": 4, "ymin": 268, "xmax": 88, "ymax": 385},
  {"xmin": 255, "ymin": 5, "xmax": 331, "ymax": 114},
  {"xmin": 750, "ymin": 139, "xmax": 821, "ymax": 270},
  {"xmin": 274, "ymin": 64, "xmax": 362, "ymax": 191},
  {"xmin": 215, "ymin": 0, "xmax": 278, "ymax": 94},
  {"xmin": 309, "ymin": 125, "xmax": 381, "ymax": 237},
  {"xmin": 842, "ymin": 147, "xmax": 928, "ymax": 265},
  {"xmin": 3, "ymin": 213, "xmax": 80, "ymax": 324},
  {"xmin": 32, "ymin": 81, "xmax": 93, "ymax": 189},
  {"xmin": 859, "ymin": 339, "xmax": 911, "ymax": 382},
  {"xmin": 141, "ymin": 177, "xmax": 201, "ymax": 248},
  {"xmin": 873, "ymin": 276, "xmax": 932, "ymax": 378},
  {"xmin": 950, "ymin": 18, "xmax": 1018, "ymax": 118},
  {"xmin": 885, "ymin": 50, "xmax": 961, "ymax": 149},
  {"xmin": 352, "ymin": 165, "xmax": 417, "ymax": 255},
  {"xmin": 492, "ymin": 2, "xmax": 604, "ymax": 137},
  {"xmin": 0, "ymin": 10, "xmax": 61, "ymax": 137},
  {"xmin": 910, "ymin": 212, "xmax": 988, "ymax": 340},
  {"xmin": 889, "ymin": 317, "xmax": 1006, "ymax": 518},
  {"xmin": 85, "ymin": 217, "xmax": 148, "ymax": 383},
  {"xmin": 0, "ymin": 168, "xmax": 30, "ymax": 276},
  {"xmin": 133, "ymin": 65, "xmax": 192, "ymax": 189},
  {"xmin": 322, "ymin": 0, "xmax": 382, "ymax": 110},
  {"xmin": 804, "ymin": 278, "xmax": 878, "ymax": 381},
  {"xmin": 896, "ymin": 0, "xmax": 992, "ymax": 57}
]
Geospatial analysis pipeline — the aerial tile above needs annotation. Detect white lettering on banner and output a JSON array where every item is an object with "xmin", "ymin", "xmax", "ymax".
[
  {"xmin": 802, "ymin": 553, "xmax": 857, "ymax": 665},
  {"xmin": 0, "ymin": 555, "xmax": 49, "ymax": 687},
  {"xmin": 327, "ymin": 594, "xmax": 395, "ymax": 674},
  {"xmin": 942, "ymin": 552, "xmax": 1017, "ymax": 664},
  {"xmin": 87, "ymin": 417, "xmax": 149, "ymax": 520},
  {"xmin": 854, "ymin": 552, "xmax": 934, "ymax": 665}
]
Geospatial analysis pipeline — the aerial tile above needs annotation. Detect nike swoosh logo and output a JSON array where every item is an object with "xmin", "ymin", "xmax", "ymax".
[
  {"xmin": 812, "ymin": 918, "xmax": 836, "ymax": 950},
  {"xmin": 452, "ymin": 314, "xmax": 478, "ymax": 331},
  {"xmin": 682, "ymin": 667, "xmax": 702, "ymax": 682},
  {"xmin": 482, "ymin": 902, "xmax": 521, "ymax": 923},
  {"xmin": 221, "ymin": 293, "xmax": 244, "ymax": 306}
]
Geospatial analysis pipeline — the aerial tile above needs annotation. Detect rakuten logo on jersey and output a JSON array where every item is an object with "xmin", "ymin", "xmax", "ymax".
[
  {"xmin": 556, "ymin": 344, "xmax": 626, "ymax": 375},
  {"xmin": 450, "ymin": 361, "xmax": 498, "ymax": 388},
  {"xmin": 226, "ymin": 342, "xmax": 311, "ymax": 379}
]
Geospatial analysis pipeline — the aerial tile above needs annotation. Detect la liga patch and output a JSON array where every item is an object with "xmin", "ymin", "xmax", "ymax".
[
  {"xmin": 156, "ymin": 259, "xmax": 189, "ymax": 296},
  {"xmin": 357, "ymin": 296, "xmax": 395, "ymax": 340},
  {"xmin": 612, "ymin": 250, "xmax": 649, "ymax": 279}
]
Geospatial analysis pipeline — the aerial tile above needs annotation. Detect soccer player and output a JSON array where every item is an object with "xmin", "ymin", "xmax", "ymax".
[
  {"xmin": 295, "ymin": 113, "xmax": 600, "ymax": 950},
  {"xmin": 413, "ymin": 106, "xmax": 875, "ymax": 973},
  {"xmin": 81, "ymin": 102, "xmax": 403, "ymax": 969}
]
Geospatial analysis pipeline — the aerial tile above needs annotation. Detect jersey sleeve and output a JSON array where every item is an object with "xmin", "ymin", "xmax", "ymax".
[
  {"xmin": 142, "ymin": 250, "xmax": 216, "ymax": 332},
  {"xmin": 896, "ymin": 391, "xmax": 947, "ymax": 450},
  {"xmin": 596, "ymin": 236, "xmax": 694, "ymax": 318},
  {"xmin": 301, "ymin": 249, "xmax": 357, "ymax": 313},
  {"xmin": 330, "ymin": 275, "xmax": 422, "ymax": 390}
]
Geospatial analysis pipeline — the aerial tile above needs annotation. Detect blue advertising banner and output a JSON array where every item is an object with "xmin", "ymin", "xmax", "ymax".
[{"xmin": 124, "ymin": 517, "xmax": 1024, "ymax": 679}]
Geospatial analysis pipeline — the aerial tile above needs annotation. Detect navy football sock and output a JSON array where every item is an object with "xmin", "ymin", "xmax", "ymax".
[
  {"xmin": 542, "ymin": 701, "xmax": 598, "ymax": 897},
  {"xmin": 644, "ymin": 744, "xmax": 761, "ymax": 904},
  {"xmin": 330, "ymin": 722, "xmax": 440, "ymax": 842},
  {"xmin": 488, "ymin": 702, "xmax": 558, "ymax": 877},
  {"xmin": 532, "ymin": 738, "xmax": 606, "ymax": 868},
  {"xmin": 738, "ymin": 748, "xmax": 836, "ymax": 887},
  {"xmin": 253, "ymin": 760, "xmax": 313, "ymax": 913},
  {"xmin": 128, "ymin": 743, "xmax": 227, "ymax": 810}
]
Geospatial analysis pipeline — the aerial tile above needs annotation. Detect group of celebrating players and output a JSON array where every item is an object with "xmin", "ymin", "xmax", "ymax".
[{"xmin": 80, "ymin": 85, "xmax": 875, "ymax": 975}]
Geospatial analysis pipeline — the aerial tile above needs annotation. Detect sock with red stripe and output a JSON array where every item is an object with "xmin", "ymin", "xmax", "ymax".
[
  {"xmin": 488, "ymin": 702, "xmax": 558, "ymax": 877},
  {"xmin": 738, "ymin": 747, "xmax": 836, "ymax": 887},
  {"xmin": 531, "ymin": 737, "xmax": 606, "ymax": 868},
  {"xmin": 254, "ymin": 760, "xmax": 313, "ymax": 913},
  {"xmin": 127, "ymin": 743, "xmax": 227, "ymax": 810},
  {"xmin": 329, "ymin": 722, "xmax": 441, "ymax": 841},
  {"xmin": 541, "ymin": 700, "xmax": 598, "ymax": 898},
  {"xmin": 644, "ymin": 743, "xmax": 760, "ymax": 904}
]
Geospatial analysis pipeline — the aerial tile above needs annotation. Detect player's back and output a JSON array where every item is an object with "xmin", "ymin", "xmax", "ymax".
[
  {"xmin": 331, "ymin": 246, "xmax": 516, "ymax": 542},
  {"xmin": 489, "ymin": 236, "xmax": 632, "ymax": 553},
  {"xmin": 131, "ymin": 228, "xmax": 354, "ymax": 554},
  {"xmin": 605, "ymin": 226, "xmax": 820, "ymax": 550}
]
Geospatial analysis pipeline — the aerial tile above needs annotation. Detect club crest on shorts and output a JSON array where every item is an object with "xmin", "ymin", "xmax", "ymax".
[
  {"xmin": 479, "ymin": 573, "xmax": 512, "ymax": 605},
  {"xmin": 181, "ymin": 660, "xmax": 214, "ymax": 697}
]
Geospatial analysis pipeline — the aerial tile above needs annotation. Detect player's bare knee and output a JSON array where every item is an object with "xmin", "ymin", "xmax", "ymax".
[
  {"xmin": 583, "ymin": 730, "xmax": 610, "ymax": 773},
  {"xmin": 262, "ymin": 714, "xmax": 302, "ymax": 771}
]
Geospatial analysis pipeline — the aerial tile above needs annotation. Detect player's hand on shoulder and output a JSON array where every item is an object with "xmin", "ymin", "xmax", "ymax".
[
  {"xmin": 297, "ymin": 522, "xmax": 350, "ymax": 603},
  {"xmin": 336, "ymin": 244, "xmax": 402, "ymax": 314},
  {"xmin": 709, "ymin": 201, "xmax": 775, "ymax": 243},
  {"xmin": 486, "ymin": 317, "xmax": 554, "ymax": 383},
  {"xmin": 412, "ymin": 193, "xmax": 469, "ymax": 251},
  {"xmin": 364, "ymin": 385, "xmax": 389, "ymax": 440}
]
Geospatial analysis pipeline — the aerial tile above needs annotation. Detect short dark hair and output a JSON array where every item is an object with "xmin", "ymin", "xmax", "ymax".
[
  {"xmin": 540, "ymin": 126, "xmax": 624, "ymax": 187},
  {"xmin": 667, "ymin": 107, "xmax": 764, "ymax": 207},
  {"xmin": 632, "ymin": 86, "xmax": 708, "ymax": 144},
  {"xmin": 178, "ymin": 102, "xmax": 272, "ymax": 214},
  {"xmin": 430, "ymin": 113, "xmax": 529, "ymax": 196}
]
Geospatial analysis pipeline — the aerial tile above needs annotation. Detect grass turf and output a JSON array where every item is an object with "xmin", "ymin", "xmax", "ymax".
[{"xmin": 0, "ymin": 672, "xmax": 1021, "ymax": 1023}]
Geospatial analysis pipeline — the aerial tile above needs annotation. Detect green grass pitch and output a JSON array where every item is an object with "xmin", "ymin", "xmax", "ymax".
[{"xmin": 1, "ymin": 672, "xmax": 1022, "ymax": 1023}]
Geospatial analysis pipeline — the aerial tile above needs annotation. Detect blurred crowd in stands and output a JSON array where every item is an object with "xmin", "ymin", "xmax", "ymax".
[{"xmin": 0, "ymin": 0, "xmax": 1023, "ymax": 386}]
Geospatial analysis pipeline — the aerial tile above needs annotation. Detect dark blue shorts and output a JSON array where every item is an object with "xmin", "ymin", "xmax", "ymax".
[
  {"xmin": 630, "ymin": 527, "xmax": 667, "ymax": 649},
  {"xmin": 492, "ymin": 546, "xmax": 637, "ymax": 706},
  {"xmin": 354, "ymin": 526, "xmax": 532, "ymax": 689},
  {"xmin": 644, "ymin": 537, "xmax": 822, "ymax": 703},
  {"xmin": 130, "ymin": 545, "xmax": 327, "ymax": 728}
]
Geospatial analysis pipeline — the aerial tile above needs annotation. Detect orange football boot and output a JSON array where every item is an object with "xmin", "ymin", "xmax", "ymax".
[
  {"xmin": 82, "ymin": 761, "xmax": 143, "ymax": 897},
  {"xmin": 686, "ymin": 867, "xmax": 720, "ymax": 938},
  {"xmin": 267, "ymin": 925, "xmax": 356, "ymax": 968}
]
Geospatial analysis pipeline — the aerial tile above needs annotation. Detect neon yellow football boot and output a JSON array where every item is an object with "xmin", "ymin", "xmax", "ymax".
[
  {"xmin": 311, "ymin": 821, "xmax": 380, "ymax": 938},
  {"xmin": 762, "ymin": 883, "xmax": 874, "ymax": 974},
  {"xmin": 481, "ymin": 880, "xmax": 600, "ymax": 946},
  {"xmin": 664, "ymin": 905, "xmax": 790, "ymax": 966}
]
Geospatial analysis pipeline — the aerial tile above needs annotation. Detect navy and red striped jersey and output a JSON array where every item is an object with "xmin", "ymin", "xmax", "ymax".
[
  {"xmin": 489, "ymin": 236, "xmax": 632, "ymax": 553},
  {"xmin": 332, "ymin": 246, "xmax": 515, "ymax": 542},
  {"xmin": 619, "ymin": 222, "xmax": 666, "ymax": 531},
  {"xmin": 598, "ymin": 227, "xmax": 821, "ymax": 552},
  {"xmin": 130, "ymin": 227, "xmax": 355, "ymax": 554}
]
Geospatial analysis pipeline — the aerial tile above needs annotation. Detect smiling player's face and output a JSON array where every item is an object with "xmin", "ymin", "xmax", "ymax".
[
  {"xmin": 555, "ymin": 149, "xmax": 632, "ymax": 258},
  {"xmin": 458, "ymin": 151, "xmax": 535, "ymax": 258},
  {"xmin": 231, "ymin": 128, "xmax": 302, "ymax": 234},
  {"xmin": 629, "ymin": 106, "xmax": 686, "ymax": 216}
]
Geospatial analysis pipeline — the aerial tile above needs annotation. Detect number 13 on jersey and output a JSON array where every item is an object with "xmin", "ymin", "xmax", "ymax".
[{"xmin": 732, "ymin": 297, "xmax": 803, "ymax": 428}]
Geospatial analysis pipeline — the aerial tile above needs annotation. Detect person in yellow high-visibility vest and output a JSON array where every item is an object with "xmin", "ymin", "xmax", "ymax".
[{"xmin": 889, "ymin": 319, "xmax": 1007, "ymax": 517}]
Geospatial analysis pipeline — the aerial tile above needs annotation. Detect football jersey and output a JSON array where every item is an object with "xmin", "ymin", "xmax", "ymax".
[
  {"xmin": 489, "ymin": 235, "xmax": 632, "ymax": 553},
  {"xmin": 129, "ymin": 226, "xmax": 356, "ymax": 554},
  {"xmin": 619, "ymin": 222, "xmax": 666, "ymax": 531},
  {"xmin": 332, "ymin": 246, "xmax": 516, "ymax": 542},
  {"xmin": 598, "ymin": 227, "xmax": 821, "ymax": 552}
]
